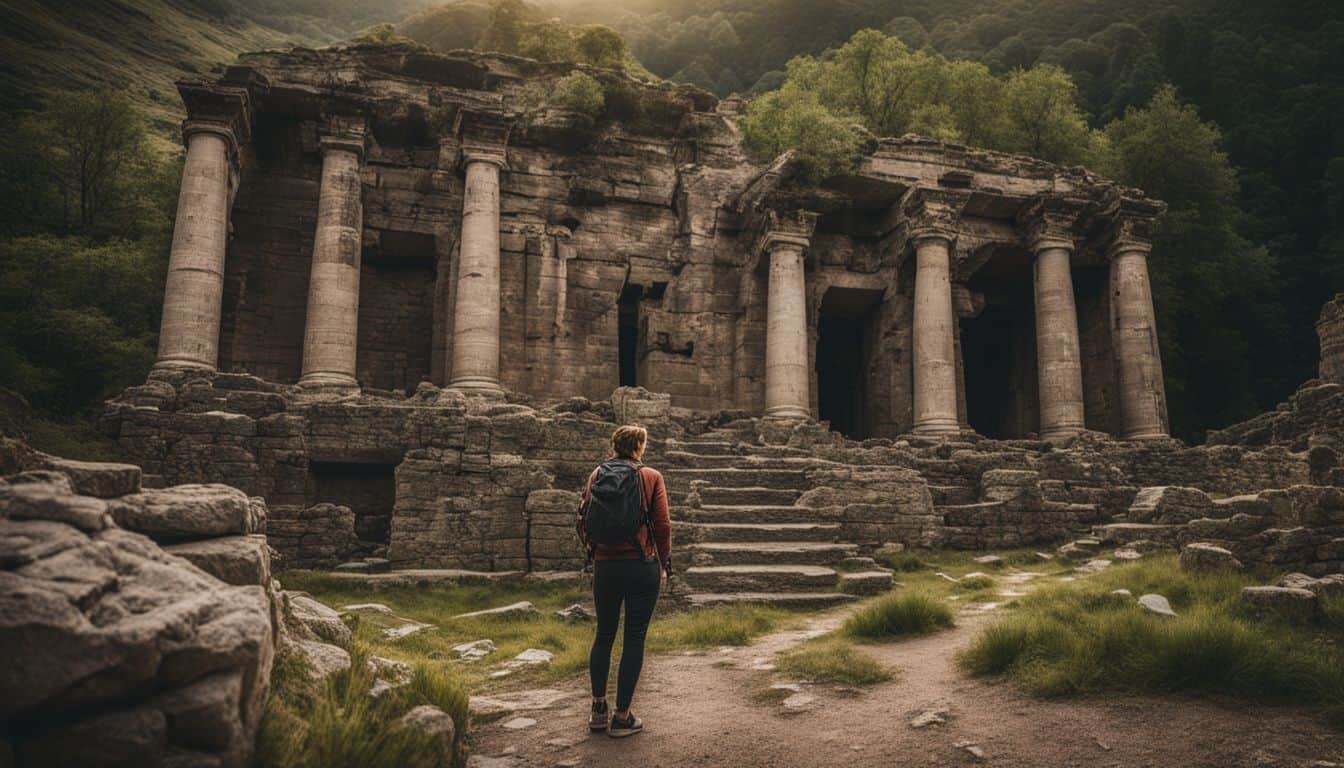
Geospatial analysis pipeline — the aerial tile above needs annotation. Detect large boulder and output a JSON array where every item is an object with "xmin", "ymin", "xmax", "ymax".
[
  {"xmin": 166, "ymin": 534, "xmax": 272, "ymax": 586},
  {"xmin": 1179, "ymin": 542, "xmax": 1243, "ymax": 572},
  {"xmin": 38, "ymin": 455, "xmax": 141, "ymax": 498},
  {"xmin": 286, "ymin": 593, "xmax": 353, "ymax": 649},
  {"xmin": 114, "ymin": 484, "xmax": 265, "ymax": 543},
  {"xmin": 610, "ymin": 386, "xmax": 671, "ymax": 426},
  {"xmin": 1, "ymin": 477, "xmax": 275, "ymax": 767}
]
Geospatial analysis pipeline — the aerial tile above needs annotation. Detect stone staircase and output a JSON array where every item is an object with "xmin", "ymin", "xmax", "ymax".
[{"xmin": 657, "ymin": 430, "xmax": 893, "ymax": 609}]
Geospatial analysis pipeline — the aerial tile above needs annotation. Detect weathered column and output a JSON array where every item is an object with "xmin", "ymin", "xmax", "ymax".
[
  {"xmin": 448, "ymin": 148, "xmax": 508, "ymax": 393},
  {"xmin": 299, "ymin": 134, "xmax": 366, "ymax": 390},
  {"xmin": 154, "ymin": 122, "xmax": 238, "ymax": 371},
  {"xmin": 911, "ymin": 232, "xmax": 960, "ymax": 435},
  {"xmin": 762, "ymin": 232, "xmax": 811, "ymax": 420},
  {"xmin": 1109, "ymin": 236, "xmax": 1168, "ymax": 439},
  {"xmin": 1031, "ymin": 223, "xmax": 1086, "ymax": 442}
]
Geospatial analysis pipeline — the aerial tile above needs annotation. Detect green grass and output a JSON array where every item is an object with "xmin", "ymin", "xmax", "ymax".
[
  {"xmin": 283, "ymin": 572, "xmax": 790, "ymax": 689},
  {"xmin": 957, "ymin": 555, "xmax": 1344, "ymax": 727},
  {"xmin": 956, "ymin": 574, "xmax": 996, "ymax": 591},
  {"xmin": 777, "ymin": 637, "xmax": 894, "ymax": 686},
  {"xmin": 843, "ymin": 591, "xmax": 955, "ymax": 640},
  {"xmin": 258, "ymin": 642, "xmax": 469, "ymax": 768}
]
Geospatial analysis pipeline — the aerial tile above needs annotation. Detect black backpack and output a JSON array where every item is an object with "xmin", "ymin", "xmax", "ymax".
[{"xmin": 580, "ymin": 460, "xmax": 652, "ymax": 551}]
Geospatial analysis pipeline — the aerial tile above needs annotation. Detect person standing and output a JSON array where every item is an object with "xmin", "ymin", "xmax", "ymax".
[{"xmin": 576, "ymin": 425, "xmax": 672, "ymax": 738}]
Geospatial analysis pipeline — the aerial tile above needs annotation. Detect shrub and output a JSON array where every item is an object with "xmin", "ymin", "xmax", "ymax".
[
  {"xmin": 549, "ymin": 72, "xmax": 605, "ymax": 116},
  {"xmin": 843, "ymin": 591, "xmax": 954, "ymax": 640}
]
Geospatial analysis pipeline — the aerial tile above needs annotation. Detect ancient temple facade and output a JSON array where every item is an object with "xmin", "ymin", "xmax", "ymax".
[
  {"xmin": 151, "ymin": 43, "xmax": 1167, "ymax": 444},
  {"xmin": 103, "ymin": 43, "xmax": 1274, "ymax": 588}
]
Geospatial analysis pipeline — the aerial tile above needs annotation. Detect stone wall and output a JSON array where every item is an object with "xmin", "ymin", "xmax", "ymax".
[{"xmin": 1319, "ymin": 293, "xmax": 1344, "ymax": 385}]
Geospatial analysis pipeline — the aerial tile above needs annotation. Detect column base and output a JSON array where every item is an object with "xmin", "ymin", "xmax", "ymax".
[
  {"xmin": 912, "ymin": 417, "xmax": 960, "ymax": 436},
  {"xmin": 447, "ymin": 376, "xmax": 505, "ymax": 397},
  {"xmin": 1120, "ymin": 430, "xmax": 1169, "ymax": 441},
  {"xmin": 764, "ymin": 404, "xmax": 810, "ymax": 421},
  {"xmin": 1040, "ymin": 425, "xmax": 1085, "ymax": 444},
  {"xmin": 297, "ymin": 372, "xmax": 360, "ymax": 393},
  {"xmin": 152, "ymin": 357, "xmax": 216, "ymax": 373}
]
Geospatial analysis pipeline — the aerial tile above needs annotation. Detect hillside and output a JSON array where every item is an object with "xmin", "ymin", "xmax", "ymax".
[{"xmin": 0, "ymin": 0, "xmax": 433, "ymax": 137}]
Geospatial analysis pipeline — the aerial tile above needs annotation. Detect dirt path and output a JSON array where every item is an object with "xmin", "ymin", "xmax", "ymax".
[{"xmin": 469, "ymin": 600, "xmax": 1344, "ymax": 768}]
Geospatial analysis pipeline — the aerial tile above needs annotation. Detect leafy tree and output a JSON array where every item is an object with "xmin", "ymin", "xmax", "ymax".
[
  {"xmin": 738, "ymin": 85, "xmax": 866, "ymax": 185},
  {"xmin": 999, "ymin": 64, "xmax": 1096, "ymax": 164},
  {"xmin": 549, "ymin": 72, "xmax": 605, "ymax": 116},
  {"xmin": 0, "ymin": 91, "xmax": 173, "ymax": 239}
]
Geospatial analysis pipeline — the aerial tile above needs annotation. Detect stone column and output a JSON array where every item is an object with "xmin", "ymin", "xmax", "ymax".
[
  {"xmin": 763, "ymin": 232, "xmax": 811, "ymax": 420},
  {"xmin": 1109, "ymin": 239, "xmax": 1168, "ymax": 439},
  {"xmin": 299, "ymin": 135, "xmax": 366, "ymax": 390},
  {"xmin": 1032, "ymin": 239, "xmax": 1086, "ymax": 442},
  {"xmin": 448, "ymin": 149, "xmax": 508, "ymax": 393},
  {"xmin": 154, "ymin": 122, "xmax": 237, "ymax": 371},
  {"xmin": 912, "ymin": 232, "xmax": 960, "ymax": 435}
]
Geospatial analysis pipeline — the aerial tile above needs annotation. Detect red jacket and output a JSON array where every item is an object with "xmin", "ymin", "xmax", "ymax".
[{"xmin": 577, "ymin": 461, "xmax": 672, "ymax": 570}]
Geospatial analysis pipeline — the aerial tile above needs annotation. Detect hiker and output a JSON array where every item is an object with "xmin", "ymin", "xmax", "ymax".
[{"xmin": 576, "ymin": 424, "xmax": 672, "ymax": 738}]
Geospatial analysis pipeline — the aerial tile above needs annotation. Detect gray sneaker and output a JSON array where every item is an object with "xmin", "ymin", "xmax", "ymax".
[
  {"xmin": 589, "ymin": 700, "xmax": 609, "ymax": 732},
  {"xmin": 608, "ymin": 712, "xmax": 643, "ymax": 738}
]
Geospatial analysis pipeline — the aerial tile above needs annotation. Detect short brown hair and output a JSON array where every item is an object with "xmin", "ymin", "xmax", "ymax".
[{"xmin": 611, "ymin": 425, "xmax": 648, "ymax": 459}]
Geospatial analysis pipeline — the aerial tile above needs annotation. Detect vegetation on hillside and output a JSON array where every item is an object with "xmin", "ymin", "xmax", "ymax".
[{"xmin": 0, "ymin": 92, "xmax": 177, "ymax": 456}]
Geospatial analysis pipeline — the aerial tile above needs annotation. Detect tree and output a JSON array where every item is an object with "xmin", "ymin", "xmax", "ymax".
[
  {"xmin": 477, "ymin": 0, "xmax": 529, "ymax": 55},
  {"xmin": 1000, "ymin": 64, "xmax": 1093, "ymax": 163},
  {"xmin": 0, "ymin": 91, "xmax": 169, "ymax": 238},
  {"xmin": 739, "ymin": 84, "xmax": 866, "ymax": 185}
]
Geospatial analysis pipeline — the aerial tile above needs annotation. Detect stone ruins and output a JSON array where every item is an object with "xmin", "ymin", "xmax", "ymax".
[{"xmin": 96, "ymin": 44, "xmax": 1343, "ymax": 605}]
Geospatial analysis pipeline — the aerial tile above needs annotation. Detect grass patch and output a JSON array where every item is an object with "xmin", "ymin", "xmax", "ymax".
[
  {"xmin": 777, "ymin": 637, "xmax": 894, "ymax": 686},
  {"xmin": 876, "ymin": 550, "xmax": 930, "ymax": 572},
  {"xmin": 647, "ymin": 604, "xmax": 789, "ymax": 651},
  {"xmin": 843, "ymin": 591, "xmax": 955, "ymax": 640},
  {"xmin": 258, "ymin": 643, "xmax": 469, "ymax": 768},
  {"xmin": 957, "ymin": 555, "xmax": 1344, "ymax": 727},
  {"xmin": 956, "ymin": 574, "xmax": 996, "ymax": 591},
  {"xmin": 282, "ymin": 572, "xmax": 790, "ymax": 690}
]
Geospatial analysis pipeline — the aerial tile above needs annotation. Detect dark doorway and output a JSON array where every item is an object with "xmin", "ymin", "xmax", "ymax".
[
  {"xmin": 309, "ymin": 461, "xmax": 397, "ymax": 545},
  {"xmin": 618, "ymin": 283, "xmax": 643, "ymax": 387},
  {"xmin": 816, "ymin": 287, "xmax": 883, "ymax": 439},
  {"xmin": 961, "ymin": 301, "xmax": 1038, "ymax": 439}
]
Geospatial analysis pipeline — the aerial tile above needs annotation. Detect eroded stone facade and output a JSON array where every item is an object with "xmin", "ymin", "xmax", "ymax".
[{"xmin": 100, "ymin": 44, "xmax": 1344, "ymax": 598}]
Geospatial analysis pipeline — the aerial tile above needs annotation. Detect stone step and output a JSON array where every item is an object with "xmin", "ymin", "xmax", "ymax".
[
  {"xmin": 663, "ymin": 468, "xmax": 810, "ymax": 491},
  {"xmin": 664, "ymin": 439, "xmax": 737, "ymax": 456},
  {"xmin": 685, "ymin": 541, "xmax": 858, "ymax": 567},
  {"xmin": 681, "ymin": 564, "xmax": 838, "ymax": 593},
  {"xmin": 1092, "ymin": 522, "xmax": 1180, "ymax": 545},
  {"xmin": 682, "ymin": 591, "xmax": 855, "ymax": 610},
  {"xmin": 929, "ymin": 484, "xmax": 978, "ymax": 505},
  {"xmin": 678, "ymin": 504, "xmax": 828, "ymax": 524},
  {"xmin": 673, "ymin": 521, "xmax": 842, "ymax": 543},
  {"xmin": 838, "ymin": 570, "xmax": 895, "ymax": 595},
  {"xmin": 699, "ymin": 485, "xmax": 803, "ymax": 506}
]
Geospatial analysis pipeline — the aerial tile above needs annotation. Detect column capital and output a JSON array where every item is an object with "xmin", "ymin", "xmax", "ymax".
[
  {"xmin": 752, "ymin": 209, "xmax": 817, "ymax": 261},
  {"xmin": 319, "ymin": 115, "xmax": 369, "ymax": 160},
  {"xmin": 182, "ymin": 120, "xmax": 240, "ymax": 157},
  {"xmin": 1104, "ymin": 197, "xmax": 1164, "ymax": 260},
  {"xmin": 900, "ymin": 188, "xmax": 967, "ymax": 247},
  {"xmin": 460, "ymin": 147, "xmax": 509, "ymax": 172},
  {"xmin": 1019, "ymin": 196, "xmax": 1087, "ymax": 253},
  {"xmin": 178, "ymin": 79, "xmax": 258, "ymax": 148}
]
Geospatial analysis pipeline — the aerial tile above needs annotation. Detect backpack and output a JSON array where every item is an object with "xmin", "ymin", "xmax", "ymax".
[{"xmin": 579, "ymin": 460, "xmax": 652, "ymax": 553}]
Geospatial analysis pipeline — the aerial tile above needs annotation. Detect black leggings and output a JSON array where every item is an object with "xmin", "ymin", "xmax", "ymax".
[{"xmin": 589, "ymin": 558, "xmax": 661, "ymax": 711}]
